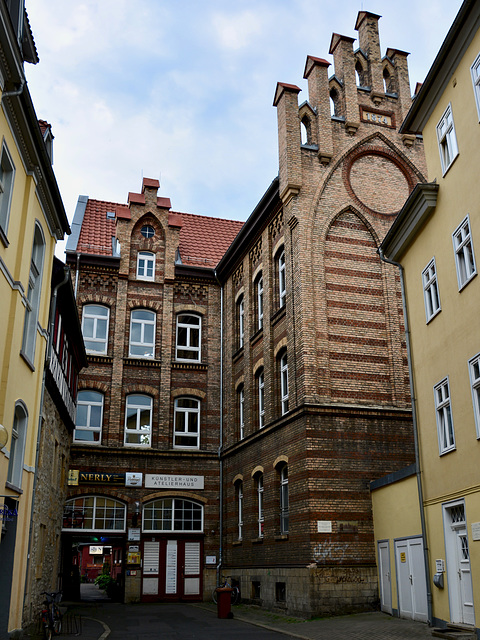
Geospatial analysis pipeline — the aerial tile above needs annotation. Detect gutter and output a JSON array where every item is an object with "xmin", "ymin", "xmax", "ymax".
[
  {"xmin": 378, "ymin": 247, "xmax": 433, "ymax": 626},
  {"xmin": 214, "ymin": 271, "xmax": 224, "ymax": 587}
]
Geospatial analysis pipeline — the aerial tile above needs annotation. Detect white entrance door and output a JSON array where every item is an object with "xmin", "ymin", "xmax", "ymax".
[
  {"xmin": 444, "ymin": 502, "xmax": 475, "ymax": 626},
  {"xmin": 378, "ymin": 541, "xmax": 392, "ymax": 614},
  {"xmin": 395, "ymin": 538, "xmax": 428, "ymax": 622},
  {"xmin": 456, "ymin": 528, "xmax": 475, "ymax": 625}
]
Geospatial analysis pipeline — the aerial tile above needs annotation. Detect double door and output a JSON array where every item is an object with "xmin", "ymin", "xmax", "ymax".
[
  {"xmin": 142, "ymin": 537, "xmax": 203, "ymax": 602},
  {"xmin": 395, "ymin": 537, "xmax": 428, "ymax": 622}
]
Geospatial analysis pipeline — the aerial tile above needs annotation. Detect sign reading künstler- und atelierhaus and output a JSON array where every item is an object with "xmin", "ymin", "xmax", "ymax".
[{"xmin": 145, "ymin": 474, "xmax": 204, "ymax": 489}]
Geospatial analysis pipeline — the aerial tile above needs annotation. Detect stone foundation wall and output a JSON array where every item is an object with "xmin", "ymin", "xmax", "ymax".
[{"xmin": 227, "ymin": 565, "xmax": 378, "ymax": 617}]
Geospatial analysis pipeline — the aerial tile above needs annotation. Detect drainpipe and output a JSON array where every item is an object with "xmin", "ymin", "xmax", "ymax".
[
  {"xmin": 24, "ymin": 265, "xmax": 70, "ymax": 611},
  {"xmin": 74, "ymin": 253, "xmax": 81, "ymax": 299},
  {"xmin": 378, "ymin": 248, "xmax": 433, "ymax": 626},
  {"xmin": 1, "ymin": 80, "xmax": 25, "ymax": 102},
  {"xmin": 214, "ymin": 272, "xmax": 224, "ymax": 587}
]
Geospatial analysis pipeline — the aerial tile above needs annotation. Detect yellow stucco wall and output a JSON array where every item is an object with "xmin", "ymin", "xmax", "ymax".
[
  {"xmin": 0, "ymin": 94, "xmax": 56, "ymax": 633},
  {"xmin": 372, "ymin": 473, "xmax": 422, "ymax": 613},
  {"xmin": 395, "ymin": 27, "xmax": 480, "ymax": 629}
]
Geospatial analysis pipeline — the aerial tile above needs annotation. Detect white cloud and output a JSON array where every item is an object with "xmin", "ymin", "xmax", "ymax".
[{"xmin": 211, "ymin": 10, "xmax": 264, "ymax": 51}]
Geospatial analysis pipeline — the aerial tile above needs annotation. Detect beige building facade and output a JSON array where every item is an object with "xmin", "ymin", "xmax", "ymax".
[{"xmin": 378, "ymin": 0, "xmax": 480, "ymax": 634}]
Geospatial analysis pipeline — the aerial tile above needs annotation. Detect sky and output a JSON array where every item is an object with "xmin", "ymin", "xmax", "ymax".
[{"xmin": 24, "ymin": 0, "xmax": 463, "ymax": 257}]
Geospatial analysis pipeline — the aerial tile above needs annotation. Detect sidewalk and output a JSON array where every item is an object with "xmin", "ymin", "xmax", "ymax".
[{"xmin": 196, "ymin": 602, "xmax": 435, "ymax": 640}]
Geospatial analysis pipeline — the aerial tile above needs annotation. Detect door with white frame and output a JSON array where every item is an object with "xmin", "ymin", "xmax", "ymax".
[
  {"xmin": 443, "ymin": 501, "xmax": 475, "ymax": 626},
  {"xmin": 378, "ymin": 541, "xmax": 392, "ymax": 614},
  {"xmin": 141, "ymin": 497, "xmax": 204, "ymax": 602},
  {"xmin": 394, "ymin": 537, "xmax": 428, "ymax": 622}
]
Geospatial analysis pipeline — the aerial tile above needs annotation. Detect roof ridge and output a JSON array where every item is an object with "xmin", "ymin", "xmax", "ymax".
[{"xmin": 172, "ymin": 210, "xmax": 244, "ymax": 224}]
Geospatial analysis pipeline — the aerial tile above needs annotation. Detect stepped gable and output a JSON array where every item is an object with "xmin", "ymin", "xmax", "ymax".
[{"xmin": 77, "ymin": 197, "xmax": 243, "ymax": 265}]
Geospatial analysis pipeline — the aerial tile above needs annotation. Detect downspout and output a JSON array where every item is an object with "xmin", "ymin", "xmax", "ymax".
[
  {"xmin": 378, "ymin": 248, "xmax": 433, "ymax": 626},
  {"xmin": 74, "ymin": 253, "xmax": 81, "ymax": 299},
  {"xmin": 1, "ymin": 80, "xmax": 25, "ymax": 102},
  {"xmin": 214, "ymin": 272, "xmax": 224, "ymax": 586},
  {"xmin": 24, "ymin": 265, "xmax": 70, "ymax": 610}
]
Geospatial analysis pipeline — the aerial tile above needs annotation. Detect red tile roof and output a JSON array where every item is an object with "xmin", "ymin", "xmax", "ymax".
[
  {"xmin": 177, "ymin": 212, "xmax": 244, "ymax": 267},
  {"xmin": 76, "ymin": 198, "xmax": 244, "ymax": 267}
]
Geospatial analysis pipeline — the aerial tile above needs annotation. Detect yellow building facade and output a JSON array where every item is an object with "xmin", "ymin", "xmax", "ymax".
[
  {"xmin": 0, "ymin": 2, "xmax": 69, "ymax": 635},
  {"xmin": 379, "ymin": 0, "xmax": 480, "ymax": 634}
]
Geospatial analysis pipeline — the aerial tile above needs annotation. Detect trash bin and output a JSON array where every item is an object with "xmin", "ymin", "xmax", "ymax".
[{"xmin": 216, "ymin": 587, "xmax": 233, "ymax": 618}]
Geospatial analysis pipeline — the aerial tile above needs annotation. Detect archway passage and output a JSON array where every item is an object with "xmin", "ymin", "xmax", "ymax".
[{"xmin": 61, "ymin": 496, "xmax": 127, "ymax": 602}]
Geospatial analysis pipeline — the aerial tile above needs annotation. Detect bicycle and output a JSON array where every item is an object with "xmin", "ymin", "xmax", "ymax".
[
  {"xmin": 41, "ymin": 591, "xmax": 62, "ymax": 640},
  {"xmin": 212, "ymin": 576, "xmax": 240, "ymax": 604}
]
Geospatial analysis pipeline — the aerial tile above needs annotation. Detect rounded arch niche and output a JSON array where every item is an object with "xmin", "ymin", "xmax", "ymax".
[{"xmin": 344, "ymin": 148, "xmax": 415, "ymax": 217}]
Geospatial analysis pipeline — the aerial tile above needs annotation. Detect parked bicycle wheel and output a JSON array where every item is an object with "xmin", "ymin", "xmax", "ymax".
[{"xmin": 52, "ymin": 604, "xmax": 62, "ymax": 634}]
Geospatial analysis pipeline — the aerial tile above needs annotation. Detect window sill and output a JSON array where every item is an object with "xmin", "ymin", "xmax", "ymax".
[
  {"xmin": 274, "ymin": 534, "xmax": 288, "ymax": 541},
  {"xmin": 20, "ymin": 350, "xmax": 35, "ymax": 371},
  {"xmin": 232, "ymin": 540, "xmax": 242, "ymax": 547},
  {"xmin": 232, "ymin": 347, "xmax": 244, "ymax": 362},
  {"xmin": 172, "ymin": 361, "xmax": 207, "ymax": 371},
  {"xmin": 252, "ymin": 537, "xmax": 264, "ymax": 544},
  {"xmin": 124, "ymin": 357, "xmax": 161, "ymax": 367},
  {"xmin": 458, "ymin": 271, "xmax": 477, "ymax": 292},
  {"xmin": 5, "ymin": 481, "xmax": 23, "ymax": 494},
  {"xmin": 439, "ymin": 445, "xmax": 456, "ymax": 456},
  {"xmin": 271, "ymin": 305, "xmax": 286, "ymax": 326},
  {"xmin": 250, "ymin": 328, "xmax": 263, "ymax": 346}
]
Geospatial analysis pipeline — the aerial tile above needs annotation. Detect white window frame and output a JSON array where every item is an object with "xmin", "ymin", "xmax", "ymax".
[
  {"xmin": 452, "ymin": 216, "xmax": 476, "ymax": 290},
  {"xmin": 21, "ymin": 223, "xmax": 45, "ymax": 364},
  {"xmin": 436, "ymin": 103, "xmax": 458, "ymax": 175},
  {"xmin": 136, "ymin": 251, "xmax": 155, "ymax": 281},
  {"xmin": 278, "ymin": 249, "xmax": 286, "ymax": 308},
  {"xmin": 129, "ymin": 309, "xmax": 155, "ymax": 358},
  {"xmin": 63, "ymin": 496, "xmax": 126, "ymax": 532},
  {"xmin": 82, "ymin": 304, "xmax": 109, "ymax": 354},
  {"xmin": 257, "ymin": 474, "xmax": 264, "ymax": 538},
  {"xmin": 280, "ymin": 352, "xmax": 289, "ymax": 415},
  {"xmin": 7, "ymin": 402, "xmax": 28, "ymax": 489},
  {"xmin": 124, "ymin": 394, "xmax": 152, "ymax": 448},
  {"xmin": 142, "ymin": 498, "xmax": 203, "ymax": 532},
  {"xmin": 434, "ymin": 377, "xmax": 455, "ymax": 455},
  {"xmin": 258, "ymin": 369, "xmax": 265, "ymax": 428},
  {"xmin": 469, "ymin": 353, "xmax": 480, "ymax": 438},
  {"xmin": 237, "ymin": 481, "xmax": 243, "ymax": 540},
  {"xmin": 238, "ymin": 296, "xmax": 244, "ymax": 348},
  {"xmin": 422, "ymin": 258, "xmax": 441, "ymax": 323},
  {"xmin": 0, "ymin": 140, "xmax": 15, "ymax": 237},
  {"xmin": 74, "ymin": 390, "xmax": 104, "ymax": 444},
  {"xmin": 257, "ymin": 275, "xmax": 264, "ymax": 330},
  {"xmin": 175, "ymin": 313, "xmax": 201, "ymax": 362},
  {"xmin": 280, "ymin": 466, "xmax": 289, "ymax": 534},
  {"xmin": 173, "ymin": 397, "xmax": 200, "ymax": 449},
  {"xmin": 239, "ymin": 385, "xmax": 245, "ymax": 440},
  {"xmin": 471, "ymin": 52, "xmax": 480, "ymax": 121}
]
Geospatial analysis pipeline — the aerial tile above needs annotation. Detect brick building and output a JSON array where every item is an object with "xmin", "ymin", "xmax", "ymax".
[
  {"xmin": 216, "ymin": 11, "xmax": 426, "ymax": 616},
  {"xmin": 64, "ymin": 179, "xmax": 242, "ymax": 602},
  {"xmin": 64, "ymin": 12, "xmax": 426, "ymax": 616}
]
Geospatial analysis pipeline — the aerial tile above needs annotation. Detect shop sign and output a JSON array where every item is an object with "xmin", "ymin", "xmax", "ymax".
[
  {"xmin": 317, "ymin": 520, "xmax": 332, "ymax": 533},
  {"xmin": 0, "ymin": 505, "xmax": 18, "ymax": 521},
  {"xmin": 126, "ymin": 472, "xmax": 143, "ymax": 487},
  {"xmin": 128, "ymin": 528, "xmax": 141, "ymax": 541},
  {"xmin": 90, "ymin": 546, "xmax": 103, "ymax": 555},
  {"xmin": 145, "ymin": 474, "xmax": 204, "ymax": 489},
  {"xmin": 68, "ymin": 470, "xmax": 144, "ymax": 486}
]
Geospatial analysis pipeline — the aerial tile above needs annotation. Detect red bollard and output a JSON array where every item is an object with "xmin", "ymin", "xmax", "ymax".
[{"xmin": 216, "ymin": 587, "xmax": 233, "ymax": 618}]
